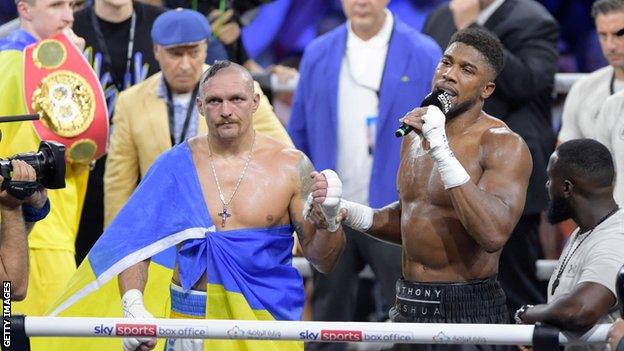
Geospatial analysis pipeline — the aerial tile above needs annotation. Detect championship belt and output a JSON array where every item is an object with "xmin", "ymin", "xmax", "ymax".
[{"xmin": 23, "ymin": 32, "xmax": 108, "ymax": 165}]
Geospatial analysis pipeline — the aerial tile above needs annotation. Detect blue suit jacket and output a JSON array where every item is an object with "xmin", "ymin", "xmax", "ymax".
[{"xmin": 288, "ymin": 17, "xmax": 441, "ymax": 207}]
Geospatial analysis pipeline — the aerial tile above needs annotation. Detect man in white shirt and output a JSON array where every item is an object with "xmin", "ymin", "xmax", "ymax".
[
  {"xmin": 517, "ymin": 139, "xmax": 624, "ymax": 351},
  {"xmin": 594, "ymin": 90, "xmax": 624, "ymax": 206},
  {"xmin": 559, "ymin": 0, "xmax": 624, "ymax": 143}
]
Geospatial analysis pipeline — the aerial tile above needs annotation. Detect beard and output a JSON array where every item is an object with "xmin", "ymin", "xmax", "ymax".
[
  {"xmin": 547, "ymin": 195, "xmax": 575, "ymax": 224},
  {"xmin": 445, "ymin": 98, "xmax": 477, "ymax": 120}
]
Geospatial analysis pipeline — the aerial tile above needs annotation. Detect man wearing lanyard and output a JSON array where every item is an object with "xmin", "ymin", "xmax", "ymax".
[
  {"xmin": 517, "ymin": 139, "xmax": 624, "ymax": 351},
  {"xmin": 73, "ymin": 0, "xmax": 164, "ymax": 93},
  {"xmin": 103, "ymin": 8, "xmax": 292, "ymax": 228},
  {"xmin": 558, "ymin": 0, "xmax": 624, "ymax": 144},
  {"xmin": 586, "ymin": 0, "xmax": 624, "ymax": 208},
  {"xmin": 72, "ymin": 0, "xmax": 165, "ymax": 263}
]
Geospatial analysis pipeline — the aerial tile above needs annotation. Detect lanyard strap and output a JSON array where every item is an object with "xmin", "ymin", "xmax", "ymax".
[
  {"xmin": 166, "ymin": 83, "xmax": 200, "ymax": 145},
  {"xmin": 89, "ymin": 6, "xmax": 136, "ymax": 82}
]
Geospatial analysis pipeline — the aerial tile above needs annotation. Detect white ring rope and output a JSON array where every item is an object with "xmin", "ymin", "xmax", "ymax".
[{"xmin": 23, "ymin": 317, "xmax": 609, "ymax": 345}]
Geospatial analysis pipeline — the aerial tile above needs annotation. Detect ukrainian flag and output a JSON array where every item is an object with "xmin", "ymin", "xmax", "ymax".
[{"xmin": 42, "ymin": 142, "xmax": 305, "ymax": 351}]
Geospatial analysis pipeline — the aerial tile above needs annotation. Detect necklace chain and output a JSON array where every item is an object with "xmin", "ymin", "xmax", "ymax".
[
  {"xmin": 551, "ymin": 206, "xmax": 620, "ymax": 295},
  {"xmin": 207, "ymin": 132, "xmax": 256, "ymax": 227}
]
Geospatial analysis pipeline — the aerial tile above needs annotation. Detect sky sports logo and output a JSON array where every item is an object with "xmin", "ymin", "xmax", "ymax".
[
  {"xmin": 94, "ymin": 323, "xmax": 157, "ymax": 337},
  {"xmin": 299, "ymin": 330, "xmax": 363, "ymax": 342}
]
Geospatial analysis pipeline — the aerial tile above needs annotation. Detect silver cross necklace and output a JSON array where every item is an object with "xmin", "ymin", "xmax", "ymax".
[{"xmin": 207, "ymin": 132, "xmax": 256, "ymax": 227}]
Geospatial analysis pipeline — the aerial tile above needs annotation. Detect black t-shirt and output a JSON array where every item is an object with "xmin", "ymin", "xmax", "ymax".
[{"xmin": 73, "ymin": 1, "xmax": 164, "ymax": 92}]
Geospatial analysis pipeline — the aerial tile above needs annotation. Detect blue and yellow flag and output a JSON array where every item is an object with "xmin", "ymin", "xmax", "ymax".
[{"xmin": 42, "ymin": 142, "xmax": 304, "ymax": 351}]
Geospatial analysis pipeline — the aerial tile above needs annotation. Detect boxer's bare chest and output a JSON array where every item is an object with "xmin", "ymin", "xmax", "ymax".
[
  {"xmin": 194, "ymin": 155, "xmax": 294, "ymax": 229},
  {"xmin": 397, "ymin": 132, "xmax": 483, "ymax": 208}
]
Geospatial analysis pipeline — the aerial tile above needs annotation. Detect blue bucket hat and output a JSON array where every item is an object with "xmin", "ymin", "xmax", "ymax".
[{"xmin": 151, "ymin": 8, "xmax": 212, "ymax": 48}]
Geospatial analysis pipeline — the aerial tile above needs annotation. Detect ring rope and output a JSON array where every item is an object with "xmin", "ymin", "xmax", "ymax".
[{"xmin": 20, "ymin": 317, "xmax": 609, "ymax": 345}]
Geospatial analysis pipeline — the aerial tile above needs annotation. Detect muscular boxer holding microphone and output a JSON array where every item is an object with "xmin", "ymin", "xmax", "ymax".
[{"xmin": 308, "ymin": 28, "xmax": 533, "ymax": 351}]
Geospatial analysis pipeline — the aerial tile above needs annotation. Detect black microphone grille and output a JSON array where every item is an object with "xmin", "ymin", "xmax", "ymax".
[{"xmin": 437, "ymin": 92, "xmax": 453, "ymax": 115}]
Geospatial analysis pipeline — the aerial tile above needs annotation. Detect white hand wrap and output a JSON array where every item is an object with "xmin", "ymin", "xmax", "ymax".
[
  {"xmin": 422, "ymin": 106, "xmax": 470, "ymax": 189},
  {"xmin": 122, "ymin": 289, "xmax": 155, "ymax": 351},
  {"xmin": 302, "ymin": 170, "xmax": 343, "ymax": 232},
  {"xmin": 318, "ymin": 170, "xmax": 343, "ymax": 232},
  {"xmin": 340, "ymin": 200, "xmax": 374, "ymax": 232}
]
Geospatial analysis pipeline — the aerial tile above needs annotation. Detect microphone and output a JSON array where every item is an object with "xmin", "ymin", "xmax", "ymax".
[{"xmin": 395, "ymin": 89, "xmax": 453, "ymax": 138}]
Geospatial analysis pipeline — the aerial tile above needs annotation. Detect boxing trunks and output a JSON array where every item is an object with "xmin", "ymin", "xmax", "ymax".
[
  {"xmin": 390, "ymin": 277, "xmax": 509, "ymax": 323},
  {"xmin": 387, "ymin": 277, "xmax": 509, "ymax": 351},
  {"xmin": 165, "ymin": 283, "xmax": 206, "ymax": 351}
]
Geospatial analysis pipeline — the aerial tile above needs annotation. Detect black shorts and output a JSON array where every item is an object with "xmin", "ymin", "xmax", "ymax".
[{"xmin": 389, "ymin": 277, "xmax": 509, "ymax": 324}]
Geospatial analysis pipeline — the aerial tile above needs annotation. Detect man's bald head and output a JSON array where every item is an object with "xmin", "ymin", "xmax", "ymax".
[
  {"xmin": 200, "ymin": 60, "xmax": 254, "ymax": 94},
  {"xmin": 549, "ymin": 139, "xmax": 615, "ymax": 200},
  {"xmin": 196, "ymin": 60, "xmax": 260, "ymax": 141}
]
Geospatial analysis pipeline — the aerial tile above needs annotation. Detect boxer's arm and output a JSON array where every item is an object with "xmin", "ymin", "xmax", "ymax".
[
  {"xmin": 118, "ymin": 259, "xmax": 150, "ymax": 294},
  {"xmin": 360, "ymin": 202, "xmax": 402, "ymax": 245},
  {"xmin": 305, "ymin": 170, "xmax": 401, "ymax": 244},
  {"xmin": 290, "ymin": 153, "xmax": 345, "ymax": 274},
  {"xmin": 118, "ymin": 260, "xmax": 156, "ymax": 351},
  {"xmin": 448, "ymin": 130, "xmax": 531, "ymax": 252}
]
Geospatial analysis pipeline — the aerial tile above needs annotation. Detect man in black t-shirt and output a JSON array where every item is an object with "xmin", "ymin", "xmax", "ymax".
[
  {"xmin": 72, "ymin": 0, "xmax": 164, "ymax": 264},
  {"xmin": 74, "ymin": 0, "xmax": 164, "ymax": 98}
]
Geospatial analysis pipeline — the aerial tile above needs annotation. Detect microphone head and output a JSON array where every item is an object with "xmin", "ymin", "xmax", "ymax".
[{"xmin": 421, "ymin": 89, "xmax": 453, "ymax": 115}]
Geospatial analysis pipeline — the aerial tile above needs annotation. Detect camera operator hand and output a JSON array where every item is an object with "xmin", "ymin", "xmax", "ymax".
[
  {"xmin": 0, "ymin": 160, "xmax": 38, "ymax": 209},
  {"xmin": 0, "ymin": 160, "xmax": 49, "ymax": 229}
]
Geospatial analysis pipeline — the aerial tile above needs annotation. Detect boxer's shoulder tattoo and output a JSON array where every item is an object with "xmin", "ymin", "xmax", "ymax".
[
  {"xmin": 292, "ymin": 153, "xmax": 314, "ymax": 243},
  {"xmin": 293, "ymin": 220, "xmax": 306, "ymax": 243},
  {"xmin": 297, "ymin": 153, "xmax": 315, "ymax": 199}
]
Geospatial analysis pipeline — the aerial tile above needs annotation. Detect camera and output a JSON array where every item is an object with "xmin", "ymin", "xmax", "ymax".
[
  {"xmin": 0, "ymin": 141, "xmax": 66, "ymax": 190},
  {"xmin": 0, "ymin": 114, "xmax": 66, "ymax": 191}
]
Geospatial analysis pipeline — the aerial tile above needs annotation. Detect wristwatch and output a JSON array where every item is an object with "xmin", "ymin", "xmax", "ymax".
[{"xmin": 514, "ymin": 304, "xmax": 534, "ymax": 324}]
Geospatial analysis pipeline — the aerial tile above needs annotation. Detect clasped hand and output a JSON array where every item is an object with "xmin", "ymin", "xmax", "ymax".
[
  {"xmin": 304, "ymin": 170, "xmax": 346, "ymax": 232},
  {"xmin": 399, "ymin": 105, "xmax": 448, "ymax": 150},
  {"xmin": 0, "ymin": 160, "xmax": 47, "ymax": 210}
]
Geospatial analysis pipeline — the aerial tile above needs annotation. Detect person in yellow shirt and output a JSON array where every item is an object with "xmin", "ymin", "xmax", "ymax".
[
  {"xmin": 0, "ymin": 160, "xmax": 50, "ymax": 301},
  {"xmin": 0, "ymin": 0, "xmax": 88, "ymax": 316},
  {"xmin": 104, "ymin": 8, "xmax": 292, "ymax": 227}
]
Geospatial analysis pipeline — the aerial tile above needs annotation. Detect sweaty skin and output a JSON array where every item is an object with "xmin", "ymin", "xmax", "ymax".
[
  {"xmin": 397, "ymin": 115, "xmax": 530, "ymax": 282},
  {"xmin": 364, "ymin": 42, "xmax": 532, "ymax": 282},
  {"xmin": 119, "ymin": 65, "xmax": 345, "ymax": 294},
  {"xmin": 170, "ymin": 134, "xmax": 343, "ymax": 290}
]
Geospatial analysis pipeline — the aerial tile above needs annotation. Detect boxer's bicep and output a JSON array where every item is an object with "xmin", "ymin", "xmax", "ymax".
[
  {"xmin": 478, "ymin": 131, "xmax": 532, "ymax": 219},
  {"xmin": 289, "ymin": 152, "xmax": 316, "ymax": 245}
]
